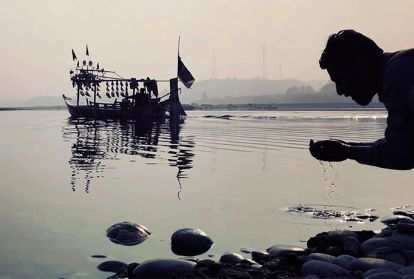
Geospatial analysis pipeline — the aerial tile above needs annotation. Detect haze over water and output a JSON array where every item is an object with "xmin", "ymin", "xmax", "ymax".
[{"xmin": 1, "ymin": 109, "xmax": 414, "ymax": 278}]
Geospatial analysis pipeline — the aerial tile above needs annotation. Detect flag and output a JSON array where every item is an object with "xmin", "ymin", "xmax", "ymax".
[
  {"xmin": 72, "ymin": 49, "xmax": 77, "ymax": 61},
  {"xmin": 86, "ymin": 45, "xmax": 89, "ymax": 56},
  {"xmin": 177, "ymin": 56, "xmax": 195, "ymax": 88}
]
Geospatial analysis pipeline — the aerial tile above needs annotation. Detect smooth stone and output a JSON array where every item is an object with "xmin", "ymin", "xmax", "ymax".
[
  {"xmin": 364, "ymin": 268, "xmax": 397, "ymax": 277},
  {"xmin": 389, "ymin": 233, "xmax": 414, "ymax": 250},
  {"xmin": 266, "ymin": 244, "xmax": 305, "ymax": 257},
  {"xmin": 393, "ymin": 210, "xmax": 414, "ymax": 219},
  {"xmin": 307, "ymin": 230, "xmax": 360, "ymax": 256},
  {"xmin": 362, "ymin": 237, "xmax": 402, "ymax": 254},
  {"xmin": 304, "ymin": 253, "xmax": 336, "ymax": 263},
  {"xmin": 97, "ymin": 260, "xmax": 128, "ymax": 274},
  {"xmin": 127, "ymin": 263, "xmax": 140, "ymax": 278},
  {"xmin": 91, "ymin": 255, "xmax": 106, "ymax": 259},
  {"xmin": 333, "ymin": 255, "xmax": 357, "ymax": 270},
  {"xmin": 366, "ymin": 246, "xmax": 407, "ymax": 265},
  {"xmin": 132, "ymin": 259, "xmax": 195, "ymax": 279},
  {"xmin": 304, "ymin": 276, "xmax": 320, "ymax": 279},
  {"xmin": 106, "ymin": 222, "xmax": 151, "ymax": 246},
  {"xmin": 365, "ymin": 272, "xmax": 402, "ymax": 279},
  {"xmin": 403, "ymin": 276, "xmax": 414, "ymax": 279},
  {"xmin": 302, "ymin": 260, "xmax": 350, "ymax": 277},
  {"xmin": 381, "ymin": 215, "xmax": 414, "ymax": 226},
  {"xmin": 171, "ymin": 228, "xmax": 213, "ymax": 256},
  {"xmin": 251, "ymin": 251, "xmax": 270, "ymax": 265},
  {"xmin": 397, "ymin": 223, "xmax": 414, "ymax": 234},
  {"xmin": 194, "ymin": 259, "xmax": 221, "ymax": 278},
  {"xmin": 350, "ymin": 257, "xmax": 403, "ymax": 272},
  {"xmin": 219, "ymin": 253, "xmax": 245, "ymax": 265},
  {"xmin": 400, "ymin": 266, "xmax": 414, "ymax": 274}
]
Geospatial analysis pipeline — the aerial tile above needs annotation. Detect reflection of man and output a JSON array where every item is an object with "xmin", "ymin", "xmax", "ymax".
[{"xmin": 310, "ymin": 30, "xmax": 414, "ymax": 170}]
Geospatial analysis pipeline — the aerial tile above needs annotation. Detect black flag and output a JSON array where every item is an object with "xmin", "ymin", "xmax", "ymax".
[
  {"xmin": 177, "ymin": 56, "xmax": 195, "ymax": 88},
  {"xmin": 86, "ymin": 45, "xmax": 89, "ymax": 56},
  {"xmin": 72, "ymin": 49, "xmax": 77, "ymax": 61}
]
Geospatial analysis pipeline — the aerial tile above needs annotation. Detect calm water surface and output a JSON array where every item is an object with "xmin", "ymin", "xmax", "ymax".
[{"xmin": 1, "ymin": 109, "xmax": 414, "ymax": 278}]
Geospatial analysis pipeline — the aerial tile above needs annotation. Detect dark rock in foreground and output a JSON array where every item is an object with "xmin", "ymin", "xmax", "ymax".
[
  {"xmin": 97, "ymin": 260, "xmax": 128, "ymax": 274},
  {"xmin": 131, "ymin": 259, "xmax": 195, "ymax": 279},
  {"xmin": 106, "ymin": 221, "xmax": 151, "ymax": 246},
  {"xmin": 171, "ymin": 228, "xmax": 213, "ymax": 256}
]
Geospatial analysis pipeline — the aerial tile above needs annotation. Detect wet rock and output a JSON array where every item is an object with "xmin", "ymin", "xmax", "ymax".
[
  {"xmin": 393, "ymin": 210, "xmax": 414, "ymax": 219},
  {"xmin": 251, "ymin": 251, "xmax": 270, "ymax": 265},
  {"xmin": 97, "ymin": 260, "xmax": 128, "ymax": 274},
  {"xmin": 304, "ymin": 253, "xmax": 336, "ymax": 263},
  {"xmin": 303, "ymin": 276, "xmax": 320, "ymax": 279},
  {"xmin": 195, "ymin": 259, "xmax": 221, "ymax": 277},
  {"xmin": 219, "ymin": 252, "xmax": 245, "ymax": 265},
  {"xmin": 362, "ymin": 237, "xmax": 401, "ymax": 254},
  {"xmin": 381, "ymin": 215, "xmax": 414, "ymax": 226},
  {"xmin": 389, "ymin": 233, "xmax": 414, "ymax": 250},
  {"xmin": 307, "ymin": 230, "xmax": 360, "ymax": 256},
  {"xmin": 350, "ymin": 257, "xmax": 403, "ymax": 272},
  {"xmin": 131, "ymin": 259, "xmax": 195, "ymax": 279},
  {"xmin": 106, "ymin": 222, "xmax": 151, "ymax": 246},
  {"xmin": 91, "ymin": 254, "xmax": 106, "ymax": 259},
  {"xmin": 302, "ymin": 260, "xmax": 350, "ymax": 277},
  {"xmin": 400, "ymin": 265, "xmax": 414, "ymax": 275},
  {"xmin": 365, "ymin": 272, "xmax": 402, "ymax": 279},
  {"xmin": 127, "ymin": 262, "xmax": 140, "ymax": 278},
  {"xmin": 397, "ymin": 223, "xmax": 414, "ymax": 234},
  {"xmin": 365, "ymin": 246, "xmax": 407, "ymax": 265},
  {"xmin": 364, "ymin": 268, "xmax": 397, "ymax": 277},
  {"xmin": 171, "ymin": 228, "xmax": 213, "ymax": 256},
  {"xmin": 403, "ymin": 275, "xmax": 414, "ymax": 279},
  {"xmin": 333, "ymin": 254, "xmax": 357, "ymax": 270},
  {"xmin": 266, "ymin": 244, "xmax": 305, "ymax": 257}
]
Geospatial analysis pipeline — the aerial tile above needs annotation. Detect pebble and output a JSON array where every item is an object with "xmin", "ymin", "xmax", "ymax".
[
  {"xmin": 304, "ymin": 253, "xmax": 336, "ymax": 263},
  {"xmin": 302, "ymin": 259, "xmax": 350, "ymax": 277},
  {"xmin": 365, "ymin": 272, "xmax": 402, "ymax": 279},
  {"xmin": 350, "ymin": 257, "xmax": 403, "ymax": 272},
  {"xmin": 106, "ymin": 222, "xmax": 151, "ymax": 246},
  {"xmin": 266, "ymin": 244, "xmax": 305, "ymax": 257},
  {"xmin": 333, "ymin": 254, "xmax": 357, "ymax": 270},
  {"xmin": 381, "ymin": 215, "xmax": 414, "ymax": 226},
  {"xmin": 97, "ymin": 260, "xmax": 128, "ymax": 274},
  {"xmin": 132, "ymin": 259, "xmax": 195, "ymax": 279},
  {"xmin": 171, "ymin": 228, "xmax": 213, "ymax": 256}
]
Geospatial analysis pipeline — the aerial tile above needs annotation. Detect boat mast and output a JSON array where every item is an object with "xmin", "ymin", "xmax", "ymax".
[
  {"xmin": 93, "ymin": 83, "xmax": 97, "ymax": 107},
  {"xmin": 77, "ymin": 84, "xmax": 80, "ymax": 106}
]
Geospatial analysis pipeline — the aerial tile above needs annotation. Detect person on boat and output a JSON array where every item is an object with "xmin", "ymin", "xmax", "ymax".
[{"xmin": 310, "ymin": 29, "xmax": 414, "ymax": 170}]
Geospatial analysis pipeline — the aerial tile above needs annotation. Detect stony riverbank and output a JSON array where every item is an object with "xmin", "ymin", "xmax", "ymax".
[{"xmin": 96, "ymin": 209, "xmax": 414, "ymax": 279}]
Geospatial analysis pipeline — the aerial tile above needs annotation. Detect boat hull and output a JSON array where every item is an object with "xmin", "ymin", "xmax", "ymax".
[{"xmin": 64, "ymin": 100, "xmax": 167, "ymax": 120}]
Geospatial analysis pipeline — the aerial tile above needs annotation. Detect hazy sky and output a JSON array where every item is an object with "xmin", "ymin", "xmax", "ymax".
[{"xmin": 1, "ymin": 0, "xmax": 414, "ymax": 100}]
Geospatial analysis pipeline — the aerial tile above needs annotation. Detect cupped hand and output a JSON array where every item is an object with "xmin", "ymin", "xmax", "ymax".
[{"xmin": 309, "ymin": 139, "xmax": 349, "ymax": 162}]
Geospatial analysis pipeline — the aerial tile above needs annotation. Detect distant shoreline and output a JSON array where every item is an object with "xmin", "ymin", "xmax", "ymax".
[
  {"xmin": 0, "ymin": 103, "xmax": 385, "ymax": 112},
  {"xmin": 0, "ymin": 106, "xmax": 66, "ymax": 111}
]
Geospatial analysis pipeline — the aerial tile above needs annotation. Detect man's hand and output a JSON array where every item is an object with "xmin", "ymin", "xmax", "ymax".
[{"xmin": 309, "ymin": 139, "xmax": 349, "ymax": 162}]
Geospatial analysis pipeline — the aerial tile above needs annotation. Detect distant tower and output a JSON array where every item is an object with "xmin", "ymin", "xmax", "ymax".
[{"xmin": 261, "ymin": 45, "xmax": 267, "ymax": 80}]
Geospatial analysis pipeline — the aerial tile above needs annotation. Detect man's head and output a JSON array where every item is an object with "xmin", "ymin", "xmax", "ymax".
[{"xmin": 320, "ymin": 30, "xmax": 384, "ymax": 106}]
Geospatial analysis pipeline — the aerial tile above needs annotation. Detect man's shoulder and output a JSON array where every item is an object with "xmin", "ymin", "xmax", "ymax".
[
  {"xmin": 382, "ymin": 49, "xmax": 414, "ymax": 109},
  {"xmin": 385, "ymin": 49, "xmax": 414, "ymax": 71},
  {"xmin": 384, "ymin": 49, "xmax": 414, "ymax": 87}
]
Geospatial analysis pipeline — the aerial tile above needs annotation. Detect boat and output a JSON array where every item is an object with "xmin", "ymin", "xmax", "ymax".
[{"xmin": 63, "ymin": 42, "xmax": 194, "ymax": 120}]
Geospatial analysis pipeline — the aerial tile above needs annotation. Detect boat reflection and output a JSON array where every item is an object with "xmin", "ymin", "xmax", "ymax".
[{"xmin": 62, "ymin": 118, "xmax": 195, "ymax": 193}]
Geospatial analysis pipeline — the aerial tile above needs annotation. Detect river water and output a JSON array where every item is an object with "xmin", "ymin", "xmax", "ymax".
[{"xmin": 1, "ymin": 109, "xmax": 413, "ymax": 278}]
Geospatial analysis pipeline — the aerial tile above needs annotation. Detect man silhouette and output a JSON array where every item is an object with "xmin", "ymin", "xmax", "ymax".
[{"xmin": 310, "ymin": 30, "xmax": 414, "ymax": 170}]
